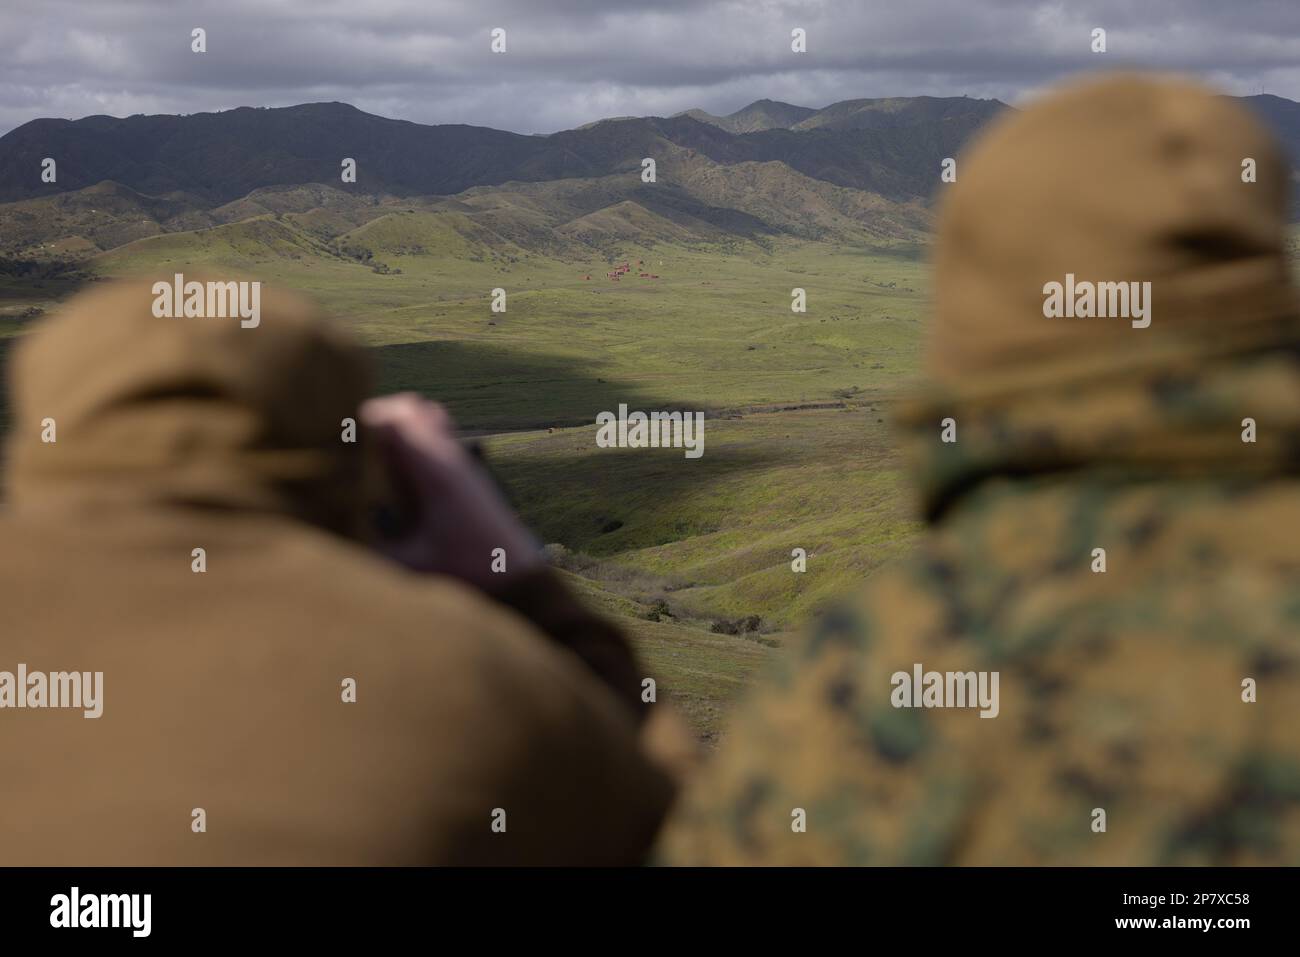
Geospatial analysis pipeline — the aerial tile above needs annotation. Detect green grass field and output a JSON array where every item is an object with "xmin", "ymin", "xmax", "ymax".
[
  {"xmin": 5, "ymin": 215, "xmax": 1300, "ymax": 740},
  {"xmin": 5, "ymin": 212, "xmax": 930, "ymax": 741},
  {"xmin": 6, "ymin": 215, "xmax": 1300, "ymax": 740}
]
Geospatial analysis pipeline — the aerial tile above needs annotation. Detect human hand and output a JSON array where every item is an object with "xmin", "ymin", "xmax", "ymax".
[{"xmin": 359, "ymin": 393, "xmax": 543, "ymax": 591}]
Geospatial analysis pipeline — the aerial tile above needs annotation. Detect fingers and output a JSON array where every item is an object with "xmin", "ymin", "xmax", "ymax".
[
  {"xmin": 360, "ymin": 392, "xmax": 455, "ymax": 435},
  {"xmin": 360, "ymin": 393, "xmax": 465, "ymax": 468},
  {"xmin": 359, "ymin": 393, "xmax": 543, "ymax": 584}
]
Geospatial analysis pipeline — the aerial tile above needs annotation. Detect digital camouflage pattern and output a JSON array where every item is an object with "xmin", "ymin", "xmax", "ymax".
[
  {"xmin": 658, "ymin": 75, "xmax": 1300, "ymax": 865},
  {"xmin": 660, "ymin": 343, "xmax": 1300, "ymax": 865}
]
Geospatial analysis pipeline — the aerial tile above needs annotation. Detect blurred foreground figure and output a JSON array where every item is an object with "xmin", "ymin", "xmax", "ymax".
[
  {"xmin": 661, "ymin": 74, "xmax": 1300, "ymax": 865},
  {"xmin": 0, "ymin": 280, "xmax": 677, "ymax": 864}
]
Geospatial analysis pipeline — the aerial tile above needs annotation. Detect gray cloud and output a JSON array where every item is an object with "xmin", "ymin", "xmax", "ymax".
[{"xmin": 1, "ymin": 0, "xmax": 1297, "ymax": 136}]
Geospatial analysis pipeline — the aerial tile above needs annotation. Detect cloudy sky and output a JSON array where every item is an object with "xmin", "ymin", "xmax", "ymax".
[{"xmin": 1, "ymin": 0, "xmax": 1297, "ymax": 136}]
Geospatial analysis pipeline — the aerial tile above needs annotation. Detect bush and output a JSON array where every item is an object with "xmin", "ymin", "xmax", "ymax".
[
  {"xmin": 709, "ymin": 615, "xmax": 762, "ymax": 635},
  {"xmin": 641, "ymin": 597, "xmax": 673, "ymax": 622}
]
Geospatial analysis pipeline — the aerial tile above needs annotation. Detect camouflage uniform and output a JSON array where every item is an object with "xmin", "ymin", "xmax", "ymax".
[{"xmin": 658, "ymin": 75, "xmax": 1300, "ymax": 865}]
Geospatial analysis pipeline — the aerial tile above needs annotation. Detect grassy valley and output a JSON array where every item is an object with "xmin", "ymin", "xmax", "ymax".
[{"xmin": 0, "ymin": 185, "xmax": 931, "ymax": 741}]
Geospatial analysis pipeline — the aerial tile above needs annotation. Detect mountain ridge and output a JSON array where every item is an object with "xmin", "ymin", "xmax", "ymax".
[
  {"xmin": 5, "ymin": 92, "xmax": 1293, "ymax": 207},
  {"xmin": 2, "ymin": 93, "xmax": 1296, "ymax": 262},
  {"xmin": 0, "ymin": 96, "xmax": 1012, "ymax": 205}
]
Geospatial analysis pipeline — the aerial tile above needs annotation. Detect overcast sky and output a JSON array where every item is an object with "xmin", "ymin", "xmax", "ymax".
[{"xmin": 1, "ymin": 0, "xmax": 1297, "ymax": 137}]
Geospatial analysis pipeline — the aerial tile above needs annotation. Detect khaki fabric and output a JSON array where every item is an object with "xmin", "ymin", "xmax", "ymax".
[
  {"xmin": 928, "ymin": 73, "xmax": 1297, "ymax": 388},
  {"xmin": 0, "ymin": 278, "xmax": 674, "ymax": 865}
]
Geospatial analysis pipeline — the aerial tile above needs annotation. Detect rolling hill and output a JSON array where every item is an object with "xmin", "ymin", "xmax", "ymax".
[{"xmin": 677, "ymin": 99, "xmax": 818, "ymax": 133}]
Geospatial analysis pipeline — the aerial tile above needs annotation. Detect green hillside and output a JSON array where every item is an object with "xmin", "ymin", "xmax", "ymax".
[{"xmin": 0, "ymin": 192, "xmax": 931, "ymax": 740}]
